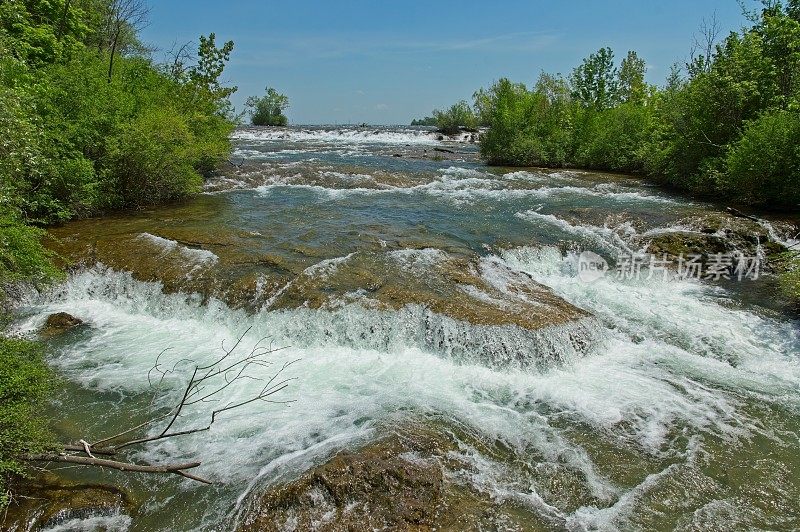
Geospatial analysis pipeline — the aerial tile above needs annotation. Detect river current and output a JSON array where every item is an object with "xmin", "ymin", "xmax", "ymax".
[{"xmin": 13, "ymin": 126, "xmax": 800, "ymax": 530}]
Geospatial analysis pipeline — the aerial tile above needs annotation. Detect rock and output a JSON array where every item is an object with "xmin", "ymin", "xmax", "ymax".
[
  {"xmin": 643, "ymin": 231, "xmax": 728, "ymax": 260},
  {"xmin": 235, "ymin": 426, "xmax": 531, "ymax": 532},
  {"xmin": 2, "ymin": 473, "xmax": 135, "ymax": 531},
  {"xmin": 264, "ymin": 250, "xmax": 595, "ymax": 369},
  {"xmin": 41, "ymin": 312, "xmax": 83, "ymax": 336},
  {"xmin": 271, "ymin": 250, "xmax": 588, "ymax": 331},
  {"xmin": 640, "ymin": 212, "xmax": 791, "ymax": 271}
]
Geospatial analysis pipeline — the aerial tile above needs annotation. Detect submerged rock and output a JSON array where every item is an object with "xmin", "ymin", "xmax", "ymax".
[
  {"xmin": 270, "ymin": 250, "xmax": 588, "ymax": 330},
  {"xmin": 235, "ymin": 426, "xmax": 534, "ymax": 531},
  {"xmin": 2, "ymin": 473, "xmax": 134, "ymax": 532},
  {"xmin": 46, "ymin": 212, "xmax": 596, "ymax": 369},
  {"xmin": 265, "ymin": 249, "xmax": 596, "ymax": 368}
]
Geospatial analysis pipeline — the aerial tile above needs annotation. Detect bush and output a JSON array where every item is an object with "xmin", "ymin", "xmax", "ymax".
[
  {"xmin": 0, "ymin": 338, "xmax": 54, "ymax": 507},
  {"xmin": 479, "ymin": 78, "xmax": 572, "ymax": 167},
  {"xmin": 573, "ymin": 103, "xmax": 653, "ymax": 173},
  {"xmin": 0, "ymin": 205, "xmax": 60, "ymax": 293},
  {"xmin": 433, "ymin": 100, "xmax": 477, "ymax": 134},
  {"xmin": 246, "ymin": 87, "xmax": 289, "ymax": 126},
  {"xmin": 722, "ymin": 109, "xmax": 800, "ymax": 208},
  {"xmin": 103, "ymin": 106, "xmax": 203, "ymax": 208}
]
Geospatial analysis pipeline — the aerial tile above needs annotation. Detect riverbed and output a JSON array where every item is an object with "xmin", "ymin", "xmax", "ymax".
[{"xmin": 13, "ymin": 126, "xmax": 800, "ymax": 530}]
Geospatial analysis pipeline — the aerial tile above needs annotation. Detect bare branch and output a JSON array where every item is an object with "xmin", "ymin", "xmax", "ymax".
[
  {"xmin": 27, "ymin": 328, "xmax": 295, "ymax": 485},
  {"xmin": 24, "ymin": 454, "xmax": 212, "ymax": 485}
]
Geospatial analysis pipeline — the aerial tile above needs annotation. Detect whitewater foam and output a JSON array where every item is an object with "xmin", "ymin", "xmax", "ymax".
[
  {"xmin": 137, "ymin": 233, "xmax": 219, "ymax": 265},
  {"xmin": 16, "ymin": 253, "xmax": 799, "ymax": 529},
  {"xmin": 232, "ymin": 127, "xmax": 444, "ymax": 146}
]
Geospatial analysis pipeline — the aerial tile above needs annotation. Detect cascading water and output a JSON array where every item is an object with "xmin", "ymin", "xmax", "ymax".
[{"xmin": 13, "ymin": 126, "xmax": 800, "ymax": 531}]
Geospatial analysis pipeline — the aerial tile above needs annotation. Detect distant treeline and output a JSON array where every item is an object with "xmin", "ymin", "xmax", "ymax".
[
  {"xmin": 410, "ymin": 116, "xmax": 436, "ymax": 126},
  {"xmin": 428, "ymin": 1, "xmax": 800, "ymax": 210}
]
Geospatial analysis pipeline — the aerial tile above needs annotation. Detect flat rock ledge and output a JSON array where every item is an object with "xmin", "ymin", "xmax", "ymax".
[{"xmin": 235, "ymin": 427, "xmax": 535, "ymax": 531}]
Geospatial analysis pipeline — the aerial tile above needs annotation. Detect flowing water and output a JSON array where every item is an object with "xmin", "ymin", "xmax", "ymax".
[{"xmin": 12, "ymin": 126, "xmax": 800, "ymax": 531}]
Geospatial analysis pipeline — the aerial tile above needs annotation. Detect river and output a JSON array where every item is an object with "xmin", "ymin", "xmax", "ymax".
[{"xmin": 12, "ymin": 126, "xmax": 800, "ymax": 530}]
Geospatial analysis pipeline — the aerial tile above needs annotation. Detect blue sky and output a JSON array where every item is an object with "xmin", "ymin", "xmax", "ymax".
[{"xmin": 140, "ymin": 1, "xmax": 750, "ymax": 125}]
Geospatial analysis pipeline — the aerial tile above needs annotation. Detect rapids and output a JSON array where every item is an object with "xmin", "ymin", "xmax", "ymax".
[{"xmin": 12, "ymin": 125, "xmax": 800, "ymax": 531}]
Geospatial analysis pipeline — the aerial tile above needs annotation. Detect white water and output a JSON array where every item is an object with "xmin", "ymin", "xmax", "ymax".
[
  {"xmin": 232, "ymin": 127, "xmax": 447, "ymax": 146},
  {"xmin": 246, "ymin": 166, "xmax": 682, "ymax": 209},
  {"xmin": 16, "ymin": 122, "xmax": 799, "ymax": 529},
  {"xmin": 137, "ymin": 233, "xmax": 219, "ymax": 265},
  {"xmin": 16, "ymin": 236, "xmax": 799, "ymax": 529}
]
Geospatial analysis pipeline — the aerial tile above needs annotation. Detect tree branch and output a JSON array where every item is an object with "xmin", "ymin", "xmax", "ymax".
[
  {"xmin": 25, "ymin": 454, "xmax": 212, "ymax": 484},
  {"xmin": 24, "ymin": 328, "xmax": 295, "ymax": 485}
]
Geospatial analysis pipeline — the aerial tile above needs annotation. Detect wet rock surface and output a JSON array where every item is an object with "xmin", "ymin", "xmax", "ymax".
[
  {"xmin": 40, "ymin": 312, "xmax": 84, "ymax": 337},
  {"xmin": 640, "ymin": 213, "xmax": 790, "ymax": 265},
  {"xmin": 235, "ymin": 426, "xmax": 538, "ymax": 532},
  {"xmin": 45, "ymin": 208, "xmax": 591, "ymax": 338},
  {"xmin": 269, "ymin": 250, "xmax": 589, "ymax": 330},
  {"xmin": 2, "ymin": 473, "xmax": 134, "ymax": 532}
]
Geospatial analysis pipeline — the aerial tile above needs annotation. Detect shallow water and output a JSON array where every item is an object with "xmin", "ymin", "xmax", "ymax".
[{"xmin": 13, "ymin": 125, "xmax": 800, "ymax": 530}]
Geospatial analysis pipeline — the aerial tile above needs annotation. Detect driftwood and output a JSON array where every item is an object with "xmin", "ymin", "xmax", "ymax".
[
  {"xmin": 24, "ymin": 328, "xmax": 296, "ymax": 485},
  {"xmin": 725, "ymin": 206, "xmax": 760, "ymax": 222},
  {"xmin": 24, "ymin": 454, "xmax": 211, "ymax": 484}
]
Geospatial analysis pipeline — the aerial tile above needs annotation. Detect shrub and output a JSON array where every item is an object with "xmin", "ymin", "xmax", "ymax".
[
  {"xmin": 433, "ymin": 100, "xmax": 477, "ymax": 134},
  {"xmin": 479, "ymin": 78, "xmax": 572, "ymax": 167},
  {"xmin": 0, "ymin": 337, "xmax": 54, "ymax": 507},
  {"xmin": 104, "ymin": 106, "xmax": 203, "ymax": 209},
  {"xmin": 573, "ymin": 103, "xmax": 653, "ymax": 173},
  {"xmin": 0, "ymin": 204, "xmax": 60, "ymax": 294},
  {"xmin": 722, "ymin": 109, "xmax": 800, "ymax": 208},
  {"xmin": 246, "ymin": 87, "xmax": 289, "ymax": 126}
]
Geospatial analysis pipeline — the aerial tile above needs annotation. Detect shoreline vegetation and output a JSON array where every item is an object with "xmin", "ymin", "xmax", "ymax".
[
  {"xmin": 0, "ymin": 0, "xmax": 798, "ymax": 522},
  {"xmin": 417, "ymin": 1, "xmax": 800, "ymax": 211},
  {"xmin": 0, "ymin": 0, "xmax": 237, "ymax": 506}
]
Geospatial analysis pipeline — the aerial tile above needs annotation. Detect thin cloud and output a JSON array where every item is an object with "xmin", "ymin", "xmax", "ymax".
[{"xmin": 233, "ymin": 31, "xmax": 560, "ymax": 66}]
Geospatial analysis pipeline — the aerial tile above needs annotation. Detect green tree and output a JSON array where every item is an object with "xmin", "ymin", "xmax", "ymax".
[
  {"xmin": 618, "ymin": 50, "xmax": 647, "ymax": 104},
  {"xmin": 189, "ymin": 33, "xmax": 237, "ymax": 105},
  {"xmin": 570, "ymin": 47, "xmax": 618, "ymax": 110},
  {"xmin": 410, "ymin": 116, "xmax": 436, "ymax": 126},
  {"xmin": 432, "ymin": 100, "xmax": 477, "ymax": 134},
  {"xmin": 246, "ymin": 87, "xmax": 289, "ymax": 126}
]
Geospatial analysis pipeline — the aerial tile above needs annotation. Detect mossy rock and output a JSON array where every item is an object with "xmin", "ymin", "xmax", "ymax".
[
  {"xmin": 644, "ymin": 232, "xmax": 728, "ymax": 260},
  {"xmin": 235, "ymin": 426, "xmax": 538, "ymax": 531},
  {"xmin": 2, "ymin": 473, "xmax": 135, "ymax": 531},
  {"xmin": 40, "ymin": 312, "xmax": 84, "ymax": 337}
]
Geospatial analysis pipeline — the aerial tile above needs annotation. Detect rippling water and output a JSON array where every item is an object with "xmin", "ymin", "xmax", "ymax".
[{"xmin": 13, "ymin": 126, "xmax": 800, "ymax": 530}]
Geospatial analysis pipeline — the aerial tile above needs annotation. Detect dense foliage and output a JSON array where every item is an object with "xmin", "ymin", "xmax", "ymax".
[
  {"xmin": 0, "ymin": 1, "xmax": 237, "ymax": 222},
  {"xmin": 0, "ymin": 338, "xmax": 54, "ymax": 507},
  {"xmin": 433, "ymin": 100, "xmax": 478, "ymax": 134},
  {"xmin": 246, "ymin": 87, "xmax": 289, "ymax": 126},
  {"xmin": 467, "ymin": 2, "xmax": 800, "ymax": 210}
]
